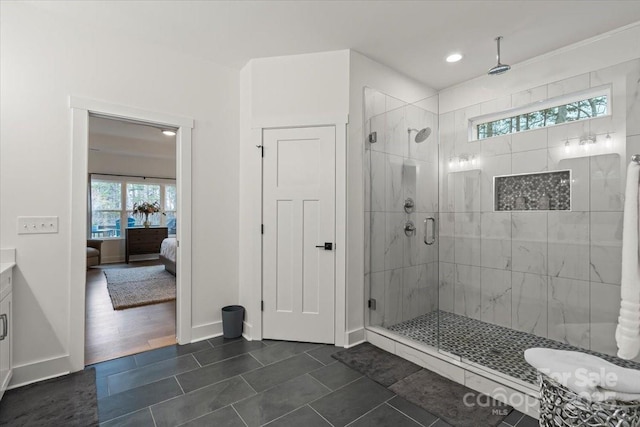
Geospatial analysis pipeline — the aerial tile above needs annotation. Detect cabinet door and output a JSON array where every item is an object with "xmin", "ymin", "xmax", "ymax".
[{"xmin": 0, "ymin": 293, "xmax": 12, "ymax": 397}]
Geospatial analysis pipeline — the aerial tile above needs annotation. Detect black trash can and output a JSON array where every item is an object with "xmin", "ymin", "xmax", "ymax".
[{"xmin": 222, "ymin": 305, "xmax": 245, "ymax": 339}]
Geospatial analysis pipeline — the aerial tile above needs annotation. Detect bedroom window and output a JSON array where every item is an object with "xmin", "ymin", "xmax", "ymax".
[
  {"xmin": 165, "ymin": 185, "xmax": 177, "ymax": 235},
  {"xmin": 90, "ymin": 175, "xmax": 177, "ymax": 238},
  {"xmin": 91, "ymin": 180, "xmax": 123, "ymax": 237}
]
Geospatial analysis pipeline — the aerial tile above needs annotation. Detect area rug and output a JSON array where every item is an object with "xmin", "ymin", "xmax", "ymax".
[
  {"xmin": 333, "ymin": 343, "xmax": 511, "ymax": 427},
  {"xmin": 104, "ymin": 265, "xmax": 175, "ymax": 310},
  {"xmin": 332, "ymin": 343, "xmax": 422, "ymax": 387},
  {"xmin": 0, "ymin": 368, "xmax": 98, "ymax": 426}
]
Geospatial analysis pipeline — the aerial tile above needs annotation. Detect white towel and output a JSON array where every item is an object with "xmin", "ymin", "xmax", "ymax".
[
  {"xmin": 525, "ymin": 348, "xmax": 640, "ymax": 402},
  {"xmin": 616, "ymin": 160, "xmax": 640, "ymax": 360}
]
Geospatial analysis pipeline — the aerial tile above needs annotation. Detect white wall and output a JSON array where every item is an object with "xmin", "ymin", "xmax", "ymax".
[
  {"xmin": 0, "ymin": 2, "xmax": 240, "ymax": 384},
  {"xmin": 347, "ymin": 51, "xmax": 437, "ymax": 343},
  {"xmin": 238, "ymin": 50, "xmax": 350, "ymax": 341}
]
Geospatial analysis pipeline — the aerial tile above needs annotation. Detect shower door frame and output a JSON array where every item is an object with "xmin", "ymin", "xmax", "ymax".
[{"xmin": 363, "ymin": 86, "xmax": 441, "ymax": 353}]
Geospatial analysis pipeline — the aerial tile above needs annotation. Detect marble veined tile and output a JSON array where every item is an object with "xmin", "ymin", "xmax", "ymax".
[
  {"xmin": 627, "ymin": 61, "xmax": 640, "ymax": 137},
  {"xmin": 385, "ymin": 154, "xmax": 404, "ymax": 213},
  {"xmin": 480, "ymin": 212, "xmax": 511, "ymax": 270},
  {"xmin": 438, "ymin": 262, "xmax": 455, "ymax": 313},
  {"xmin": 590, "ymin": 153, "xmax": 623, "ymax": 211},
  {"xmin": 512, "ymin": 149, "xmax": 547, "ymax": 174},
  {"xmin": 511, "ymin": 128, "xmax": 547, "ymax": 153},
  {"xmin": 385, "ymin": 212, "xmax": 406, "ymax": 271},
  {"xmin": 590, "ymin": 211, "xmax": 623, "ymax": 285},
  {"xmin": 454, "ymin": 104, "xmax": 481, "ymax": 156},
  {"xmin": 512, "ymin": 85, "xmax": 547, "ymax": 109},
  {"xmin": 480, "ymin": 267, "xmax": 512, "ymax": 328},
  {"xmin": 385, "ymin": 105, "xmax": 407, "ymax": 158},
  {"xmin": 554, "ymin": 154, "xmax": 589, "ymax": 212},
  {"xmin": 454, "ymin": 212, "xmax": 481, "ymax": 267},
  {"xmin": 370, "ymin": 212, "xmax": 385, "ymax": 273},
  {"xmin": 438, "ymin": 212, "xmax": 455, "ymax": 264},
  {"xmin": 369, "ymin": 150, "xmax": 385, "ymax": 212},
  {"xmin": 511, "ymin": 272, "xmax": 548, "ymax": 338},
  {"xmin": 547, "ymin": 212, "xmax": 589, "ymax": 281},
  {"xmin": 511, "ymin": 212, "xmax": 547, "ymax": 275},
  {"xmin": 481, "ymin": 133, "xmax": 512, "ymax": 157},
  {"xmin": 480, "ymin": 153, "xmax": 511, "ymax": 212},
  {"xmin": 402, "ymin": 264, "xmax": 429, "ymax": 322},
  {"xmin": 547, "ymin": 73, "xmax": 590, "ymax": 99},
  {"xmin": 548, "ymin": 277, "xmax": 590, "ymax": 348},
  {"xmin": 454, "ymin": 264, "xmax": 481, "ymax": 320},
  {"xmin": 404, "ymin": 213, "xmax": 425, "ymax": 267},
  {"xmin": 384, "ymin": 268, "xmax": 403, "ymax": 327},
  {"xmin": 453, "ymin": 169, "xmax": 481, "ymax": 213}
]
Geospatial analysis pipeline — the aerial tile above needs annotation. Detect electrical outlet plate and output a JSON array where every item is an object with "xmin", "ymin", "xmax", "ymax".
[{"xmin": 17, "ymin": 216, "xmax": 59, "ymax": 234}]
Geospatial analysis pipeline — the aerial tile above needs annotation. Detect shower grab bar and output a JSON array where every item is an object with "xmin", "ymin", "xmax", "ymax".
[
  {"xmin": 632, "ymin": 154, "xmax": 640, "ymax": 164},
  {"xmin": 424, "ymin": 217, "xmax": 436, "ymax": 245}
]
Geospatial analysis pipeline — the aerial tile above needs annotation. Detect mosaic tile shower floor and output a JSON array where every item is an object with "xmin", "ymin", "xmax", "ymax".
[{"xmin": 386, "ymin": 311, "xmax": 640, "ymax": 384}]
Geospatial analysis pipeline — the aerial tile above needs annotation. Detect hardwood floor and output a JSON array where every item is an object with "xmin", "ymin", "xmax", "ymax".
[{"xmin": 85, "ymin": 260, "xmax": 176, "ymax": 365}]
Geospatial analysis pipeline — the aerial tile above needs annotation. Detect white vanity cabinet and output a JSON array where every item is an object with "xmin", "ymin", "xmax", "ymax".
[{"xmin": 0, "ymin": 262, "xmax": 14, "ymax": 400}]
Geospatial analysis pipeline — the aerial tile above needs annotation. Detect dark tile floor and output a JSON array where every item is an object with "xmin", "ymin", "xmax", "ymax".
[{"xmin": 92, "ymin": 337, "xmax": 538, "ymax": 426}]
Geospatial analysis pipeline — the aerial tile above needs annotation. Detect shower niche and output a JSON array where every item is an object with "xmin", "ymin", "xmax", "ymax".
[{"xmin": 494, "ymin": 170, "xmax": 571, "ymax": 211}]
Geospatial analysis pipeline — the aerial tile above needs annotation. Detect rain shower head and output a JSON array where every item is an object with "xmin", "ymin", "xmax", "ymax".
[
  {"xmin": 408, "ymin": 127, "xmax": 431, "ymax": 143},
  {"xmin": 488, "ymin": 36, "xmax": 511, "ymax": 76}
]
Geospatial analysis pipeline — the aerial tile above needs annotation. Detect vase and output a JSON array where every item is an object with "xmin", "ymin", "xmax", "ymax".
[{"xmin": 143, "ymin": 220, "xmax": 150, "ymax": 228}]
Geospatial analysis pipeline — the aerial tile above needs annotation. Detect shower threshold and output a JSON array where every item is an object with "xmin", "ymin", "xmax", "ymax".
[{"xmin": 383, "ymin": 310, "xmax": 640, "ymax": 385}]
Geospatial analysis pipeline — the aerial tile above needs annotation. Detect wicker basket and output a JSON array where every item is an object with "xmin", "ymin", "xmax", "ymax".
[{"xmin": 538, "ymin": 374, "xmax": 640, "ymax": 427}]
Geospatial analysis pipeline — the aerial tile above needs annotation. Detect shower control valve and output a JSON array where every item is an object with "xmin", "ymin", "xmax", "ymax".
[
  {"xmin": 404, "ymin": 221, "xmax": 416, "ymax": 237},
  {"xmin": 404, "ymin": 198, "xmax": 415, "ymax": 213}
]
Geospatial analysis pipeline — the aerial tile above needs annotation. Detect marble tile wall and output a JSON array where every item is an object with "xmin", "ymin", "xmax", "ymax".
[
  {"xmin": 439, "ymin": 58, "xmax": 640, "ymax": 360},
  {"xmin": 365, "ymin": 88, "xmax": 439, "ymax": 328}
]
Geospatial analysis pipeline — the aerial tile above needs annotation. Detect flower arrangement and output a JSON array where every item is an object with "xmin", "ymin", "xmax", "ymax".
[{"xmin": 132, "ymin": 201, "xmax": 162, "ymax": 226}]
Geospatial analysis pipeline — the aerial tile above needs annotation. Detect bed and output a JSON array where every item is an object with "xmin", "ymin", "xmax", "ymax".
[{"xmin": 159, "ymin": 237, "xmax": 177, "ymax": 275}]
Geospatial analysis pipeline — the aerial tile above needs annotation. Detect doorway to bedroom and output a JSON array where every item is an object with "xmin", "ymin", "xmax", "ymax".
[{"xmin": 84, "ymin": 115, "xmax": 178, "ymax": 365}]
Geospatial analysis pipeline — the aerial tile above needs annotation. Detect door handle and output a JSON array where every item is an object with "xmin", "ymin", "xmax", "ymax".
[
  {"xmin": 424, "ymin": 217, "xmax": 436, "ymax": 245},
  {"xmin": 0, "ymin": 313, "xmax": 6, "ymax": 341},
  {"xmin": 316, "ymin": 243, "xmax": 333, "ymax": 250}
]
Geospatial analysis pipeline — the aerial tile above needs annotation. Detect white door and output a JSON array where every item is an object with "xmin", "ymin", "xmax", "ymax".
[{"xmin": 262, "ymin": 126, "xmax": 336, "ymax": 343}]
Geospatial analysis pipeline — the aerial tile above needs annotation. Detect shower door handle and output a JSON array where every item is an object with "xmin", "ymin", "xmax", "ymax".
[{"xmin": 424, "ymin": 217, "xmax": 436, "ymax": 245}]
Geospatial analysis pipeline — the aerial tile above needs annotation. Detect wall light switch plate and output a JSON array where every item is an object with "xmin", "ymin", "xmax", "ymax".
[{"xmin": 17, "ymin": 216, "xmax": 59, "ymax": 234}]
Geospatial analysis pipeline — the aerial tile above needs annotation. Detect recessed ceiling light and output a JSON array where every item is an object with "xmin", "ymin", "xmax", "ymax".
[
  {"xmin": 162, "ymin": 130, "xmax": 177, "ymax": 136},
  {"xmin": 446, "ymin": 53, "xmax": 463, "ymax": 63}
]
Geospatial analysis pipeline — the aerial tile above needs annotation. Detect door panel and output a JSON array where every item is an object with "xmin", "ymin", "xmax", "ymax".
[{"xmin": 263, "ymin": 126, "xmax": 335, "ymax": 343}]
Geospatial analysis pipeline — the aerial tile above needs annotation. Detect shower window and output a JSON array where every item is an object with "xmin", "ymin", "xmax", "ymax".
[{"xmin": 474, "ymin": 88, "xmax": 609, "ymax": 140}]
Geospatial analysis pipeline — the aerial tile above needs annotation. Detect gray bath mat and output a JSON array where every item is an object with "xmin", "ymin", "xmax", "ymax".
[
  {"xmin": 0, "ymin": 368, "xmax": 98, "ymax": 426},
  {"xmin": 390, "ymin": 369, "xmax": 511, "ymax": 427},
  {"xmin": 333, "ymin": 343, "xmax": 511, "ymax": 427},
  {"xmin": 104, "ymin": 265, "xmax": 175, "ymax": 310},
  {"xmin": 331, "ymin": 342, "xmax": 422, "ymax": 387}
]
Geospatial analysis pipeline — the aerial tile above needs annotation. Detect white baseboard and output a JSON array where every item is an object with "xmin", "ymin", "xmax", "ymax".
[
  {"xmin": 242, "ymin": 321, "xmax": 253, "ymax": 341},
  {"xmin": 345, "ymin": 328, "xmax": 365, "ymax": 348},
  {"xmin": 9, "ymin": 355, "xmax": 71, "ymax": 389},
  {"xmin": 191, "ymin": 321, "xmax": 223, "ymax": 342}
]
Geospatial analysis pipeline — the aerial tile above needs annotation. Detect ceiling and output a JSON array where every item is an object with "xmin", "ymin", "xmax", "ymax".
[
  {"xmin": 29, "ymin": 1, "xmax": 640, "ymax": 90},
  {"xmin": 89, "ymin": 116, "xmax": 176, "ymax": 159}
]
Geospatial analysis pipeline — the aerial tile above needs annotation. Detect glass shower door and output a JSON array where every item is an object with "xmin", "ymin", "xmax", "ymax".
[{"xmin": 364, "ymin": 87, "xmax": 440, "ymax": 350}]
